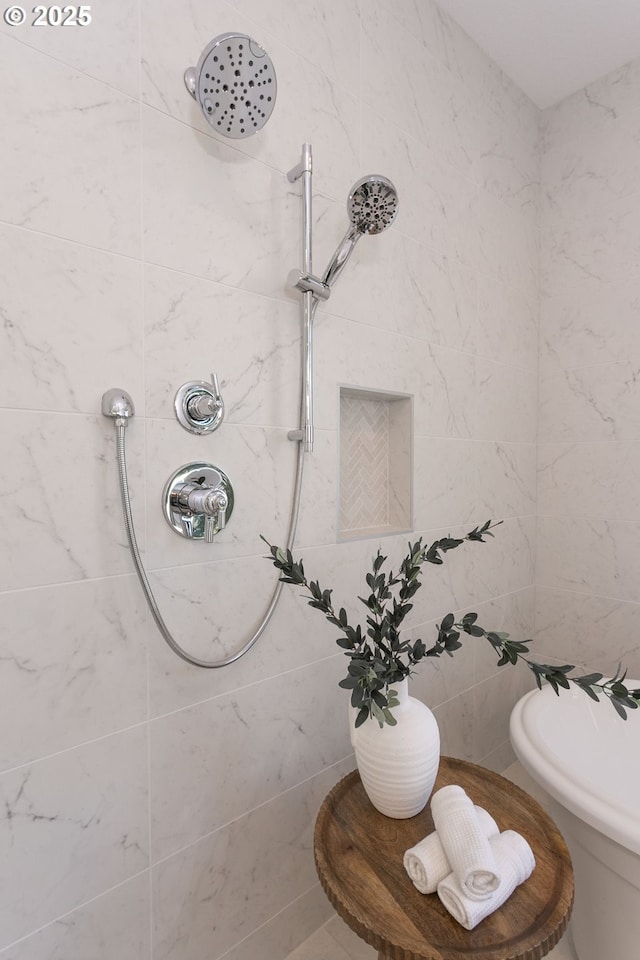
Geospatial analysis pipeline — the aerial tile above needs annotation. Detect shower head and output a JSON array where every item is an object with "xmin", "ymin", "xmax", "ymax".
[
  {"xmin": 184, "ymin": 32, "xmax": 277, "ymax": 139},
  {"xmin": 321, "ymin": 175, "xmax": 398, "ymax": 289},
  {"xmin": 347, "ymin": 174, "xmax": 399, "ymax": 236}
]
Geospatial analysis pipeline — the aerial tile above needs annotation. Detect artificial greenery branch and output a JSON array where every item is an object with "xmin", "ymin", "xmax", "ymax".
[
  {"xmin": 429, "ymin": 612, "xmax": 640, "ymax": 720},
  {"xmin": 262, "ymin": 521, "xmax": 640, "ymax": 726}
]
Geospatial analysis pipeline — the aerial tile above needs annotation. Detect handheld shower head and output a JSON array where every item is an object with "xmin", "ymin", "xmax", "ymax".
[
  {"xmin": 348, "ymin": 175, "xmax": 399, "ymax": 235},
  {"xmin": 322, "ymin": 175, "xmax": 398, "ymax": 288},
  {"xmin": 184, "ymin": 32, "xmax": 277, "ymax": 139}
]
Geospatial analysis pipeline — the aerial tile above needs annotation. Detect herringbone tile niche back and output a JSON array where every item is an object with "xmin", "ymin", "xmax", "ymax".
[{"xmin": 339, "ymin": 388, "xmax": 412, "ymax": 539}]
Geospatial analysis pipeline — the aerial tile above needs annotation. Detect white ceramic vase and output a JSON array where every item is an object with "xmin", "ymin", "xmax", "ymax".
[{"xmin": 350, "ymin": 679, "xmax": 440, "ymax": 819}]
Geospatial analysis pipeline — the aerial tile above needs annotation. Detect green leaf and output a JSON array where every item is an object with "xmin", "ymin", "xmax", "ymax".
[
  {"xmin": 348, "ymin": 661, "xmax": 368, "ymax": 677},
  {"xmin": 345, "ymin": 626, "xmax": 360, "ymax": 645},
  {"xmin": 336, "ymin": 635, "xmax": 356, "ymax": 650},
  {"xmin": 576, "ymin": 672, "xmax": 604, "ymax": 686},
  {"xmin": 371, "ymin": 701, "xmax": 386, "ymax": 726},
  {"xmin": 425, "ymin": 543, "xmax": 443, "ymax": 565},
  {"xmin": 387, "ymin": 689, "xmax": 400, "ymax": 708},
  {"xmin": 412, "ymin": 639, "xmax": 426, "ymax": 661},
  {"xmin": 508, "ymin": 641, "xmax": 531, "ymax": 653},
  {"xmin": 444, "ymin": 632, "xmax": 461, "ymax": 649},
  {"xmin": 354, "ymin": 707, "xmax": 369, "ymax": 728},
  {"xmin": 610, "ymin": 697, "xmax": 628, "ymax": 720},
  {"xmin": 439, "ymin": 537, "xmax": 464, "ymax": 551}
]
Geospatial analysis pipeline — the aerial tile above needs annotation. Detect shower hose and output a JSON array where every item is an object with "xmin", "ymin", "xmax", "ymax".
[{"xmin": 114, "ymin": 419, "xmax": 305, "ymax": 668}]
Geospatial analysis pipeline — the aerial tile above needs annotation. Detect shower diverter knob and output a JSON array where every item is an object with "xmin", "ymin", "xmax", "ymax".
[
  {"xmin": 163, "ymin": 463, "xmax": 234, "ymax": 541},
  {"xmin": 175, "ymin": 374, "xmax": 225, "ymax": 435}
]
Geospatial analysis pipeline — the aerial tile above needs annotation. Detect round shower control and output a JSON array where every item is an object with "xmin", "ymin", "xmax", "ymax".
[
  {"xmin": 174, "ymin": 375, "xmax": 225, "ymax": 435},
  {"xmin": 163, "ymin": 462, "xmax": 234, "ymax": 542}
]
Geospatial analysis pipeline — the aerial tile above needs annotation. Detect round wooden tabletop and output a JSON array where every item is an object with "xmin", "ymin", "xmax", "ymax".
[{"xmin": 314, "ymin": 758, "xmax": 573, "ymax": 960}]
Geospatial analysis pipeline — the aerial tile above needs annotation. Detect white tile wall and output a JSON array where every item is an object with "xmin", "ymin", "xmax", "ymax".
[
  {"xmin": 0, "ymin": 225, "xmax": 144, "ymax": 415},
  {"xmin": 0, "ymin": 0, "xmax": 140, "ymax": 97},
  {"xmin": 0, "ymin": 575, "xmax": 146, "ymax": 771},
  {"xmin": 0, "ymin": 35, "xmax": 141, "ymax": 256},
  {"xmin": 143, "ymin": 265, "xmax": 300, "ymax": 426},
  {"xmin": 539, "ymin": 277, "xmax": 640, "ymax": 376},
  {"xmin": 0, "ymin": 0, "xmax": 541, "ymax": 957},
  {"xmin": 149, "ymin": 656, "xmax": 350, "ymax": 860},
  {"xmin": 151, "ymin": 759, "xmax": 354, "ymax": 960},
  {"xmin": 535, "ymin": 586, "xmax": 640, "ymax": 678},
  {"xmin": 0, "ymin": 729, "xmax": 148, "ymax": 946},
  {"xmin": 0, "ymin": 411, "xmax": 145, "ymax": 591},
  {"xmin": 0, "ymin": 876, "xmax": 151, "ymax": 960},
  {"xmin": 539, "ymin": 62, "xmax": 640, "ymax": 688}
]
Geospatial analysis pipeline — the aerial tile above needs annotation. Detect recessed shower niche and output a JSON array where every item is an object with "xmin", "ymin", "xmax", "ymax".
[{"xmin": 339, "ymin": 387, "xmax": 412, "ymax": 540}]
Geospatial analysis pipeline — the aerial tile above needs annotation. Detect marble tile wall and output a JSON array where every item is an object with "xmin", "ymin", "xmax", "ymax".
[
  {"xmin": 0, "ymin": 0, "xmax": 539, "ymax": 957},
  {"xmin": 538, "ymin": 59, "xmax": 640, "ymax": 680}
]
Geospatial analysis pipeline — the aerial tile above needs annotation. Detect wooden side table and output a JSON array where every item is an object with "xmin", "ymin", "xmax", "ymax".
[{"xmin": 314, "ymin": 757, "xmax": 573, "ymax": 960}]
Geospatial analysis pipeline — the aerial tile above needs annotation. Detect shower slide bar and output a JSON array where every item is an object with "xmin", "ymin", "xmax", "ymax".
[
  {"xmin": 286, "ymin": 146, "xmax": 399, "ymax": 453},
  {"xmin": 287, "ymin": 142, "xmax": 316, "ymax": 453}
]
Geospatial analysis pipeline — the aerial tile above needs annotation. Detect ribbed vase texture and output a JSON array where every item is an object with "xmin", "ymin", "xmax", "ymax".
[{"xmin": 351, "ymin": 680, "xmax": 440, "ymax": 819}]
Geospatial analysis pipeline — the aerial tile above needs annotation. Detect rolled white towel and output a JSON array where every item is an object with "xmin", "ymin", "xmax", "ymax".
[
  {"xmin": 403, "ymin": 806, "xmax": 499, "ymax": 894},
  {"xmin": 430, "ymin": 784, "xmax": 500, "ymax": 899},
  {"xmin": 437, "ymin": 830, "xmax": 536, "ymax": 930}
]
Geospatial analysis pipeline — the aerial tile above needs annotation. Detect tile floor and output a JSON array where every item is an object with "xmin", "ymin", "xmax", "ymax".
[{"xmin": 286, "ymin": 762, "xmax": 578, "ymax": 960}]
